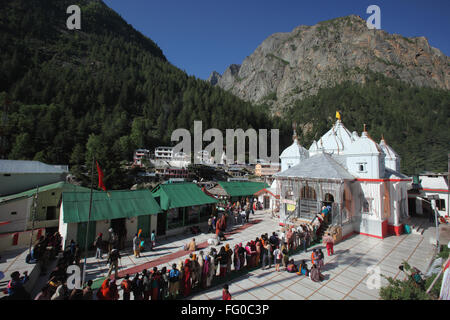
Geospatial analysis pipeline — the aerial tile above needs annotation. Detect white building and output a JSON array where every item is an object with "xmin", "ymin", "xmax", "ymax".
[
  {"xmin": 408, "ymin": 173, "xmax": 449, "ymax": 218},
  {"xmin": 275, "ymin": 116, "xmax": 411, "ymax": 239},
  {"xmin": 133, "ymin": 149, "xmax": 151, "ymax": 167},
  {"xmin": 154, "ymin": 147, "xmax": 174, "ymax": 160},
  {"xmin": 0, "ymin": 160, "xmax": 68, "ymax": 196}
]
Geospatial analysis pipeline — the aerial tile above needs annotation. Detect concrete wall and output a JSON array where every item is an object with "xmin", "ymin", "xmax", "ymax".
[
  {"xmin": 0, "ymin": 197, "xmax": 33, "ymax": 234},
  {"xmin": 0, "ymin": 228, "xmax": 45, "ymax": 253},
  {"xmin": 346, "ymin": 154, "xmax": 381, "ymax": 179},
  {"xmin": 353, "ymin": 214, "xmax": 383, "ymax": 238}
]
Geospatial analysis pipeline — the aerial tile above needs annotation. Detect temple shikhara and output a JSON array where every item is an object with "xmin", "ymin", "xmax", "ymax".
[{"xmin": 275, "ymin": 112, "xmax": 411, "ymax": 239}]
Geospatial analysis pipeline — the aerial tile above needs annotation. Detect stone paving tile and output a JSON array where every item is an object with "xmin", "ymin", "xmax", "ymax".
[
  {"xmin": 246, "ymin": 286, "xmax": 274, "ymax": 300},
  {"xmin": 353, "ymin": 282, "xmax": 380, "ymax": 298},
  {"xmin": 275, "ymin": 287, "xmax": 306, "ymax": 300},
  {"xmin": 233, "ymin": 291, "xmax": 259, "ymax": 300},
  {"xmin": 259, "ymin": 279, "xmax": 286, "ymax": 294},
  {"xmin": 307, "ymin": 291, "xmax": 332, "ymax": 300},
  {"xmin": 287, "ymin": 284, "xmax": 315, "ymax": 298},
  {"xmin": 348, "ymin": 288, "xmax": 380, "ymax": 300},
  {"xmin": 333, "ymin": 274, "xmax": 364, "ymax": 287},
  {"xmin": 315, "ymin": 285, "xmax": 347, "ymax": 300},
  {"xmin": 235, "ymin": 278, "xmax": 258, "ymax": 290},
  {"xmin": 324, "ymin": 279, "xmax": 354, "ymax": 294}
]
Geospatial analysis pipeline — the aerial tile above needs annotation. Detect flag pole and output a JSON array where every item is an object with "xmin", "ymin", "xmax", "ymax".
[
  {"xmin": 82, "ymin": 154, "xmax": 95, "ymax": 287},
  {"xmin": 28, "ymin": 186, "xmax": 39, "ymax": 257}
]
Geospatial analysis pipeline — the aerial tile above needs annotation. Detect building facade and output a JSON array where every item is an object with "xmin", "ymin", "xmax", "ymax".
[{"xmin": 275, "ymin": 117, "xmax": 411, "ymax": 239}]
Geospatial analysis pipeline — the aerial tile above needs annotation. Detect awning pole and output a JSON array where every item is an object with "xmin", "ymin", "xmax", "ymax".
[{"xmin": 82, "ymin": 155, "xmax": 95, "ymax": 287}]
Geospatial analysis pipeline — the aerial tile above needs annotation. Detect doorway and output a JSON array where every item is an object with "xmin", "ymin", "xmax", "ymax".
[
  {"xmin": 137, "ymin": 215, "xmax": 151, "ymax": 238},
  {"xmin": 77, "ymin": 221, "xmax": 97, "ymax": 250},
  {"xmin": 110, "ymin": 218, "xmax": 127, "ymax": 249},
  {"xmin": 323, "ymin": 193, "xmax": 334, "ymax": 224},
  {"xmin": 157, "ymin": 211, "xmax": 167, "ymax": 236},
  {"xmin": 263, "ymin": 196, "xmax": 270, "ymax": 209}
]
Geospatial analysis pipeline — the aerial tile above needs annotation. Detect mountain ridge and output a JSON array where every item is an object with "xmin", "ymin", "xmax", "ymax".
[{"xmin": 209, "ymin": 15, "xmax": 450, "ymax": 113}]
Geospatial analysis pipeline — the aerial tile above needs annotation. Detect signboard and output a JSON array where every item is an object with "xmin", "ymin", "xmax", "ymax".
[
  {"xmin": 287, "ymin": 204, "xmax": 296, "ymax": 212},
  {"xmin": 281, "ymin": 199, "xmax": 296, "ymax": 205}
]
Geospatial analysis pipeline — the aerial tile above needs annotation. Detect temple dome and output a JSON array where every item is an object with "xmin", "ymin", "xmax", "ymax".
[
  {"xmin": 379, "ymin": 138, "xmax": 399, "ymax": 160},
  {"xmin": 280, "ymin": 139, "xmax": 309, "ymax": 160},
  {"xmin": 312, "ymin": 120, "xmax": 354, "ymax": 155},
  {"xmin": 346, "ymin": 131, "xmax": 381, "ymax": 155}
]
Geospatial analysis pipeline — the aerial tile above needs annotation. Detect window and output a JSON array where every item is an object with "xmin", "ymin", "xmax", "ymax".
[
  {"xmin": 357, "ymin": 163, "xmax": 367, "ymax": 172},
  {"xmin": 362, "ymin": 197, "xmax": 373, "ymax": 214},
  {"xmin": 300, "ymin": 186, "xmax": 316, "ymax": 200},
  {"xmin": 46, "ymin": 206, "xmax": 57, "ymax": 220},
  {"xmin": 436, "ymin": 199, "xmax": 446, "ymax": 211},
  {"xmin": 3, "ymin": 174, "xmax": 11, "ymax": 177},
  {"xmin": 11, "ymin": 211, "xmax": 17, "ymax": 215}
]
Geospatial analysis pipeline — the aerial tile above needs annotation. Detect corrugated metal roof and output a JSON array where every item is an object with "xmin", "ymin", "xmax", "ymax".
[
  {"xmin": 152, "ymin": 183, "xmax": 218, "ymax": 210},
  {"xmin": 0, "ymin": 182, "xmax": 90, "ymax": 203},
  {"xmin": 0, "ymin": 160, "xmax": 68, "ymax": 174},
  {"xmin": 217, "ymin": 181, "xmax": 270, "ymax": 197},
  {"xmin": 384, "ymin": 168, "xmax": 410, "ymax": 180},
  {"xmin": 275, "ymin": 152, "xmax": 355, "ymax": 180},
  {"xmin": 62, "ymin": 190, "xmax": 161, "ymax": 224}
]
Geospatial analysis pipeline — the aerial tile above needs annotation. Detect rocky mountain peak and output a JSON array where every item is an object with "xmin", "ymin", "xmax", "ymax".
[{"xmin": 208, "ymin": 15, "xmax": 450, "ymax": 113}]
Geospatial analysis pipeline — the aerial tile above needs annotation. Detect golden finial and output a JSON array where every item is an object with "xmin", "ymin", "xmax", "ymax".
[
  {"xmin": 336, "ymin": 111, "xmax": 341, "ymax": 121},
  {"xmin": 363, "ymin": 124, "xmax": 367, "ymax": 132}
]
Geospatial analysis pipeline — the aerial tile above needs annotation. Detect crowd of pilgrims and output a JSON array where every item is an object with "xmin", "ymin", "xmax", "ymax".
[
  {"xmin": 95, "ymin": 225, "xmax": 331, "ymax": 300},
  {"xmin": 3, "ymin": 199, "xmax": 334, "ymax": 300}
]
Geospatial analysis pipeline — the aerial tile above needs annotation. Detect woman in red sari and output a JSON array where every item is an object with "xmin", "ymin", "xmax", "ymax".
[
  {"xmin": 183, "ymin": 259, "xmax": 192, "ymax": 297},
  {"xmin": 151, "ymin": 267, "xmax": 161, "ymax": 300}
]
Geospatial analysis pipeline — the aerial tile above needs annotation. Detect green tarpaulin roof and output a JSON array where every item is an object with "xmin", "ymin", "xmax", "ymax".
[
  {"xmin": 62, "ymin": 190, "xmax": 161, "ymax": 224},
  {"xmin": 217, "ymin": 181, "xmax": 270, "ymax": 197},
  {"xmin": 151, "ymin": 183, "xmax": 218, "ymax": 210},
  {"xmin": 0, "ymin": 181, "xmax": 90, "ymax": 203}
]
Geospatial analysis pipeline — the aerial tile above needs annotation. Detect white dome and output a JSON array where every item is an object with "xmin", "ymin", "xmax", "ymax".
[
  {"xmin": 315, "ymin": 120, "xmax": 354, "ymax": 155},
  {"xmin": 346, "ymin": 131, "xmax": 381, "ymax": 155},
  {"xmin": 379, "ymin": 138, "xmax": 399, "ymax": 160},
  {"xmin": 280, "ymin": 139, "xmax": 309, "ymax": 159}
]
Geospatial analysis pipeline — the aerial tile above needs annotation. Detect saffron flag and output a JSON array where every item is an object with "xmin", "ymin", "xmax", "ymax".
[{"xmin": 96, "ymin": 161, "xmax": 107, "ymax": 192}]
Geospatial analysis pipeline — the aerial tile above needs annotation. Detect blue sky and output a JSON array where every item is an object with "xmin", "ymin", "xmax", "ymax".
[{"xmin": 104, "ymin": 0, "xmax": 450, "ymax": 80}]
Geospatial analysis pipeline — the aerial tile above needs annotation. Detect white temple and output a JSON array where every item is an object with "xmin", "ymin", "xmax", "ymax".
[{"xmin": 275, "ymin": 113, "xmax": 411, "ymax": 239}]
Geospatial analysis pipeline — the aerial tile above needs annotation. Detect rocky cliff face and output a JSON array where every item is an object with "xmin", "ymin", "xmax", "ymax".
[{"xmin": 209, "ymin": 15, "xmax": 450, "ymax": 113}]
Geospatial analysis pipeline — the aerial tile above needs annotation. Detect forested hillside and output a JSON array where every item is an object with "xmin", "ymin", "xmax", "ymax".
[
  {"xmin": 0, "ymin": 0, "xmax": 278, "ymax": 188},
  {"xmin": 0, "ymin": 0, "xmax": 448, "ymax": 189}
]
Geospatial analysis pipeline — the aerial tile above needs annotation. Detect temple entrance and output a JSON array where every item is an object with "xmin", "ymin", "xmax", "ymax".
[
  {"xmin": 322, "ymin": 193, "xmax": 334, "ymax": 224},
  {"xmin": 263, "ymin": 196, "xmax": 270, "ymax": 209},
  {"xmin": 323, "ymin": 193, "xmax": 334, "ymax": 207},
  {"xmin": 110, "ymin": 218, "xmax": 126, "ymax": 249}
]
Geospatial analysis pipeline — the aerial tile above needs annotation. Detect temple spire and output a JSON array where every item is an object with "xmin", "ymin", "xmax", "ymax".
[{"xmin": 292, "ymin": 122, "xmax": 298, "ymax": 143}]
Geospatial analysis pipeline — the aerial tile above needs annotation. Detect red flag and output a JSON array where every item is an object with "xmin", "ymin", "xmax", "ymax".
[{"xmin": 96, "ymin": 161, "xmax": 107, "ymax": 192}]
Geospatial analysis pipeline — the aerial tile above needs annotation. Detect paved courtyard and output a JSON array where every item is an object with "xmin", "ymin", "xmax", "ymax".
[
  {"xmin": 2, "ymin": 208, "xmax": 437, "ymax": 300},
  {"xmin": 188, "ymin": 218, "xmax": 437, "ymax": 300}
]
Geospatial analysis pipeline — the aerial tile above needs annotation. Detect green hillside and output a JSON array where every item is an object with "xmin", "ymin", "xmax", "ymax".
[
  {"xmin": 0, "ymin": 0, "xmax": 275, "ymax": 188},
  {"xmin": 0, "ymin": 0, "xmax": 448, "ymax": 187}
]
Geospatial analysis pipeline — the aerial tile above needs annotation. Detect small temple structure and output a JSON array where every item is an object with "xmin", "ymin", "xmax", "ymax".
[{"xmin": 274, "ymin": 112, "xmax": 411, "ymax": 239}]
